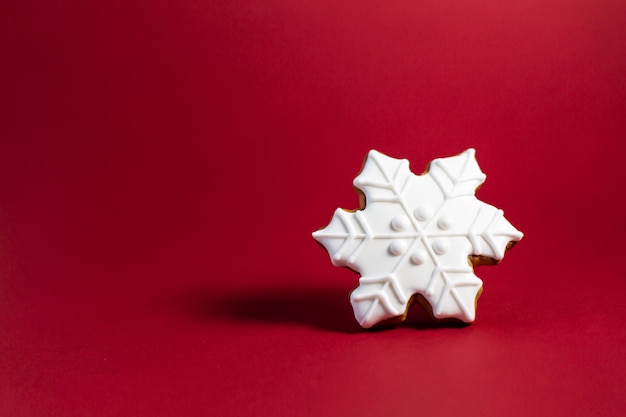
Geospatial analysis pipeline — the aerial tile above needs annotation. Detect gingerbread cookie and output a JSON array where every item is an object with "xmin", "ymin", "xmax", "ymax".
[{"xmin": 313, "ymin": 149, "xmax": 523, "ymax": 328}]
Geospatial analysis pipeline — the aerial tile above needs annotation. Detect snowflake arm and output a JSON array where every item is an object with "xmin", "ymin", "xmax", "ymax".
[
  {"xmin": 352, "ymin": 150, "xmax": 412, "ymax": 204},
  {"xmin": 312, "ymin": 209, "xmax": 373, "ymax": 269}
]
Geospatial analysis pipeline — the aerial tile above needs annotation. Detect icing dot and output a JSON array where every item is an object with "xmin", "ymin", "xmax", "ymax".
[
  {"xmin": 410, "ymin": 250, "xmax": 428, "ymax": 265},
  {"xmin": 414, "ymin": 206, "xmax": 432, "ymax": 221},
  {"xmin": 388, "ymin": 240, "xmax": 407, "ymax": 256},
  {"xmin": 437, "ymin": 216, "xmax": 453, "ymax": 230},
  {"xmin": 432, "ymin": 239, "xmax": 449, "ymax": 255},
  {"xmin": 390, "ymin": 216, "xmax": 409, "ymax": 232}
]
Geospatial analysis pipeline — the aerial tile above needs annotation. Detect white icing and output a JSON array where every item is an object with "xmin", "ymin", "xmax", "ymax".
[
  {"xmin": 437, "ymin": 216, "xmax": 453, "ymax": 230},
  {"xmin": 432, "ymin": 239, "xmax": 449, "ymax": 255},
  {"xmin": 410, "ymin": 250, "xmax": 427, "ymax": 265},
  {"xmin": 390, "ymin": 216, "xmax": 409, "ymax": 232},
  {"xmin": 414, "ymin": 206, "xmax": 432, "ymax": 221},
  {"xmin": 313, "ymin": 149, "xmax": 523, "ymax": 328},
  {"xmin": 388, "ymin": 240, "xmax": 407, "ymax": 256}
]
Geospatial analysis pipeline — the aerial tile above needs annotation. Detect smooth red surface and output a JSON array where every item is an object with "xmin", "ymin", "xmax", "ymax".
[{"xmin": 1, "ymin": 1, "xmax": 626, "ymax": 416}]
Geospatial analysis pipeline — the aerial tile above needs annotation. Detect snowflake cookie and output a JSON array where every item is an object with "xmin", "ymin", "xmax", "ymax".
[{"xmin": 313, "ymin": 149, "xmax": 523, "ymax": 328}]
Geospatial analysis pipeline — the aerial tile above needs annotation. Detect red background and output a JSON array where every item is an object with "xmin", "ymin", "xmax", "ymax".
[{"xmin": 1, "ymin": 0, "xmax": 625, "ymax": 416}]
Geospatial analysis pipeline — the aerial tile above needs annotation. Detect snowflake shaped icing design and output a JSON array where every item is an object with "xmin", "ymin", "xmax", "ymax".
[{"xmin": 313, "ymin": 149, "xmax": 523, "ymax": 328}]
